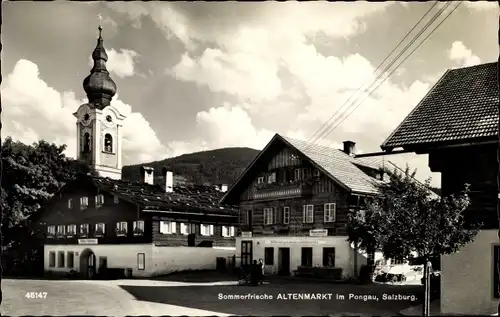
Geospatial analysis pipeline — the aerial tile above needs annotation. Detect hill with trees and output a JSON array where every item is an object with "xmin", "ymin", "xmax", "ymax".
[{"xmin": 121, "ymin": 147, "xmax": 260, "ymax": 186}]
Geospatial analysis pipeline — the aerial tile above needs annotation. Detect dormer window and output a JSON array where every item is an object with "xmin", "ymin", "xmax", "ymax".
[
  {"xmin": 80, "ymin": 197, "xmax": 89, "ymax": 210},
  {"xmin": 96, "ymin": 194, "xmax": 104, "ymax": 207},
  {"xmin": 68, "ymin": 199, "xmax": 73, "ymax": 209}
]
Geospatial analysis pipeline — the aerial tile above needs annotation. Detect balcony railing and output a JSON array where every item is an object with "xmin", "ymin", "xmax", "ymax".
[{"xmin": 253, "ymin": 181, "xmax": 313, "ymax": 200}]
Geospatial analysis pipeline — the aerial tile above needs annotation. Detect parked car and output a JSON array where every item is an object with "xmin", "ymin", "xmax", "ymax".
[{"xmin": 375, "ymin": 272, "xmax": 406, "ymax": 283}]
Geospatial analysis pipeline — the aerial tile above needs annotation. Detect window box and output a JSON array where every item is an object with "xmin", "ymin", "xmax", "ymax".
[
  {"xmin": 116, "ymin": 228, "xmax": 127, "ymax": 237},
  {"xmin": 47, "ymin": 234, "xmax": 55, "ymax": 238},
  {"xmin": 55, "ymin": 233, "xmax": 65, "ymax": 239},
  {"xmin": 95, "ymin": 230, "xmax": 104, "ymax": 237},
  {"xmin": 133, "ymin": 228, "xmax": 144, "ymax": 236}
]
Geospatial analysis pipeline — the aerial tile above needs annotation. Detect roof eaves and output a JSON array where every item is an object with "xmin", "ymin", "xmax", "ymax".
[{"xmin": 380, "ymin": 69, "xmax": 451, "ymax": 151}]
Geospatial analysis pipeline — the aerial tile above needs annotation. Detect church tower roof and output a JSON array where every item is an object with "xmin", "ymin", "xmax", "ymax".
[{"xmin": 83, "ymin": 24, "xmax": 117, "ymax": 109}]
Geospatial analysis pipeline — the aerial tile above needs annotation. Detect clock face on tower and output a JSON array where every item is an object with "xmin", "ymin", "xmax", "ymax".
[
  {"xmin": 82, "ymin": 110, "xmax": 91, "ymax": 126},
  {"xmin": 103, "ymin": 113, "xmax": 114, "ymax": 128}
]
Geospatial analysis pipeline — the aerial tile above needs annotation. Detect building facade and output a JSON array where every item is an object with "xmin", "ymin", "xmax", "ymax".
[
  {"xmin": 380, "ymin": 62, "xmax": 499, "ymax": 314},
  {"xmin": 39, "ymin": 24, "xmax": 237, "ymax": 278},
  {"xmin": 220, "ymin": 134, "xmax": 385, "ymax": 278}
]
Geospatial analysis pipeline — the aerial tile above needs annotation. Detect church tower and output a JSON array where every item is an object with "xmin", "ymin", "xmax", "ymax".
[{"xmin": 73, "ymin": 23, "xmax": 128, "ymax": 180}]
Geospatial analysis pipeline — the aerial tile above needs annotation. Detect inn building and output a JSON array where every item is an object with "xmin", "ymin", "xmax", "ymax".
[{"xmin": 220, "ymin": 133, "xmax": 385, "ymax": 278}]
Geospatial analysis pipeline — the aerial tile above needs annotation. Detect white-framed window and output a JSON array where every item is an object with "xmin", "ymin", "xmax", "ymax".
[
  {"xmin": 68, "ymin": 199, "xmax": 73, "ymax": 209},
  {"xmin": 180, "ymin": 223, "xmax": 189, "ymax": 235},
  {"xmin": 324, "ymin": 203, "xmax": 336, "ymax": 222},
  {"xmin": 303, "ymin": 205, "xmax": 314, "ymax": 223},
  {"xmin": 137, "ymin": 253, "xmax": 145, "ymax": 270},
  {"xmin": 303, "ymin": 168, "xmax": 310, "ymax": 179},
  {"xmin": 116, "ymin": 221, "xmax": 128, "ymax": 236},
  {"xmin": 113, "ymin": 195, "xmax": 120, "ymax": 204},
  {"xmin": 283, "ymin": 207, "xmax": 290, "ymax": 224},
  {"xmin": 257, "ymin": 176, "xmax": 265, "ymax": 184},
  {"xmin": 159, "ymin": 221, "xmax": 176, "ymax": 234},
  {"xmin": 95, "ymin": 223, "xmax": 106, "ymax": 235},
  {"xmin": 80, "ymin": 196, "xmax": 89, "ymax": 209},
  {"xmin": 47, "ymin": 225, "xmax": 56, "ymax": 236},
  {"xmin": 294, "ymin": 168, "xmax": 302, "ymax": 181},
  {"xmin": 267, "ymin": 172, "xmax": 276, "ymax": 184},
  {"xmin": 222, "ymin": 226, "xmax": 235, "ymax": 237},
  {"xmin": 57, "ymin": 225, "xmax": 66, "ymax": 235},
  {"xmin": 67, "ymin": 224, "xmax": 77, "ymax": 235},
  {"xmin": 80, "ymin": 223, "xmax": 89, "ymax": 236},
  {"xmin": 133, "ymin": 220, "xmax": 145, "ymax": 235},
  {"xmin": 95, "ymin": 194, "xmax": 104, "ymax": 206},
  {"xmin": 264, "ymin": 208, "xmax": 274, "ymax": 225},
  {"xmin": 201, "ymin": 224, "xmax": 214, "ymax": 236}
]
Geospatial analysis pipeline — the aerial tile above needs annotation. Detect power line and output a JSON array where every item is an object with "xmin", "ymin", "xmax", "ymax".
[
  {"xmin": 317, "ymin": 1, "xmax": 462, "ymax": 141},
  {"xmin": 307, "ymin": 1, "xmax": 440, "ymax": 146},
  {"xmin": 308, "ymin": 2, "xmax": 452, "ymax": 149}
]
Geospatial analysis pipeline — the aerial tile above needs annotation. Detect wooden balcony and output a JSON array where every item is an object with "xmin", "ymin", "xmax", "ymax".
[{"xmin": 252, "ymin": 181, "xmax": 313, "ymax": 201}]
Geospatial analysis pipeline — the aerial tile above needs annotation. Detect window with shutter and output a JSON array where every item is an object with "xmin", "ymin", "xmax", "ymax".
[{"xmin": 229, "ymin": 226, "xmax": 235, "ymax": 237}]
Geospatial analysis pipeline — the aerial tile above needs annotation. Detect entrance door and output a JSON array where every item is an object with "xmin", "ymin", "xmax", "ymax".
[
  {"xmin": 79, "ymin": 248, "xmax": 96, "ymax": 279},
  {"xmin": 98, "ymin": 256, "xmax": 108, "ymax": 274},
  {"xmin": 241, "ymin": 241, "xmax": 253, "ymax": 267},
  {"xmin": 278, "ymin": 248, "xmax": 290, "ymax": 276}
]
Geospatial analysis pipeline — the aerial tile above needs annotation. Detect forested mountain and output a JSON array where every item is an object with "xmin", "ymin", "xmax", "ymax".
[{"xmin": 122, "ymin": 147, "xmax": 260, "ymax": 186}]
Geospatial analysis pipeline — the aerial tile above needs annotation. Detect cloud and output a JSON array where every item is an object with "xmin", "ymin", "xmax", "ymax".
[
  {"xmin": 463, "ymin": 1, "xmax": 498, "ymax": 11},
  {"xmin": 448, "ymin": 41, "xmax": 481, "ymax": 67},
  {"xmin": 194, "ymin": 104, "xmax": 275, "ymax": 150},
  {"xmin": 2, "ymin": 59, "xmax": 167, "ymax": 165},
  {"xmin": 88, "ymin": 48, "xmax": 139, "ymax": 78}
]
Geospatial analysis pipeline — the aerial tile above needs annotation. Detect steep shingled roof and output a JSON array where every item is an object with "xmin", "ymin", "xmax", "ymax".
[
  {"xmin": 381, "ymin": 62, "xmax": 498, "ymax": 150},
  {"xmin": 91, "ymin": 176, "xmax": 238, "ymax": 216},
  {"xmin": 281, "ymin": 136, "xmax": 384, "ymax": 194}
]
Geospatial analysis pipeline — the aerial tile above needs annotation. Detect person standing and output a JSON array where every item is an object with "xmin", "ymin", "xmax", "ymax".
[{"xmin": 258, "ymin": 258, "xmax": 265, "ymax": 284}]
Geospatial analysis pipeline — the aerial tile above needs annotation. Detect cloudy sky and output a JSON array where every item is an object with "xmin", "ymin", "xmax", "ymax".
[{"xmin": 2, "ymin": 1, "xmax": 498, "ymax": 187}]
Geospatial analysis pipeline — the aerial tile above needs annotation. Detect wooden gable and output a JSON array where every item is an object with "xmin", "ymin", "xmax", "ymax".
[{"xmin": 221, "ymin": 134, "xmax": 330, "ymax": 205}]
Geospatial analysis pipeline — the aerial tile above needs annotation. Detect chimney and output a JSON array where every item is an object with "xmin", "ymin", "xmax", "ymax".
[
  {"xmin": 162, "ymin": 167, "xmax": 174, "ymax": 193},
  {"xmin": 140, "ymin": 166, "xmax": 154, "ymax": 185},
  {"xmin": 343, "ymin": 141, "xmax": 356, "ymax": 156},
  {"xmin": 220, "ymin": 184, "xmax": 228, "ymax": 193}
]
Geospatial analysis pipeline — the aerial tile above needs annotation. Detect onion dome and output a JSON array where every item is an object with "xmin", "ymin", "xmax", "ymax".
[{"xmin": 83, "ymin": 25, "xmax": 117, "ymax": 109}]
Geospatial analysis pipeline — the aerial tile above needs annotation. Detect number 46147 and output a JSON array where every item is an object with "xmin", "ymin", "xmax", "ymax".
[{"xmin": 25, "ymin": 292, "xmax": 47, "ymax": 299}]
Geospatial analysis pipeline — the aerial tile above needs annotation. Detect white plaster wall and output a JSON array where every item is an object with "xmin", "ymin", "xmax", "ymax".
[
  {"xmin": 441, "ymin": 229, "xmax": 500, "ymax": 315},
  {"xmin": 236, "ymin": 236, "xmax": 357, "ymax": 277},
  {"xmin": 44, "ymin": 244, "xmax": 154, "ymax": 277},
  {"xmin": 152, "ymin": 246, "xmax": 236, "ymax": 276}
]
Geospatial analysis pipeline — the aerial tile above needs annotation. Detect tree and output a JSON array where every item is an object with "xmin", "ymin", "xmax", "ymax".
[
  {"xmin": 1, "ymin": 137, "xmax": 95, "ymax": 250},
  {"xmin": 347, "ymin": 165, "xmax": 479, "ymax": 316}
]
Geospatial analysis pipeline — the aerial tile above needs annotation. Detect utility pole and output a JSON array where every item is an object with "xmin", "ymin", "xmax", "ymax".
[{"xmin": 497, "ymin": 1, "xmax": 500, "ymax": 314}]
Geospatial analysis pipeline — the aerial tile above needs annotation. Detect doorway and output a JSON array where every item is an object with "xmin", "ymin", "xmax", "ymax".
[
  {"xmin": 278, "ymin": 248, "xmax": 290, "ymax": 276},
  {"xmin": 241, "ymin": 240, "xmax": 253, "ymax": 267},
  {"xmin": 79, "ymin": 248, "xmax": 96, "ymax": 279},
  {"xmin": 98, "ymin": 256, "xmax": 108, "ymax": 274}
]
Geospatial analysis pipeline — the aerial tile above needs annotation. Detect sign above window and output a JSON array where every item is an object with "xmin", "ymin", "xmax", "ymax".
[
  {"xmin": 78, "ymin": 238, "xmax": 98, "ymax": 245},
  {"xmin": 309, "ymin": 229, "xmax": 328, "ymax": 237}
]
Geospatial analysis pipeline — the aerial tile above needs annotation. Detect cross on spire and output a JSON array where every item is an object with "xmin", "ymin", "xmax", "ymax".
[{"xmin": 97, "ymin": 13, "xmax": 103, "ymax": 36}]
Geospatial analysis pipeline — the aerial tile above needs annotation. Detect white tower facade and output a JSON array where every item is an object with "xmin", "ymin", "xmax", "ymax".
[{"xmin": 73, "ymin": 103, "xmax": 127, "ymax": 180}]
